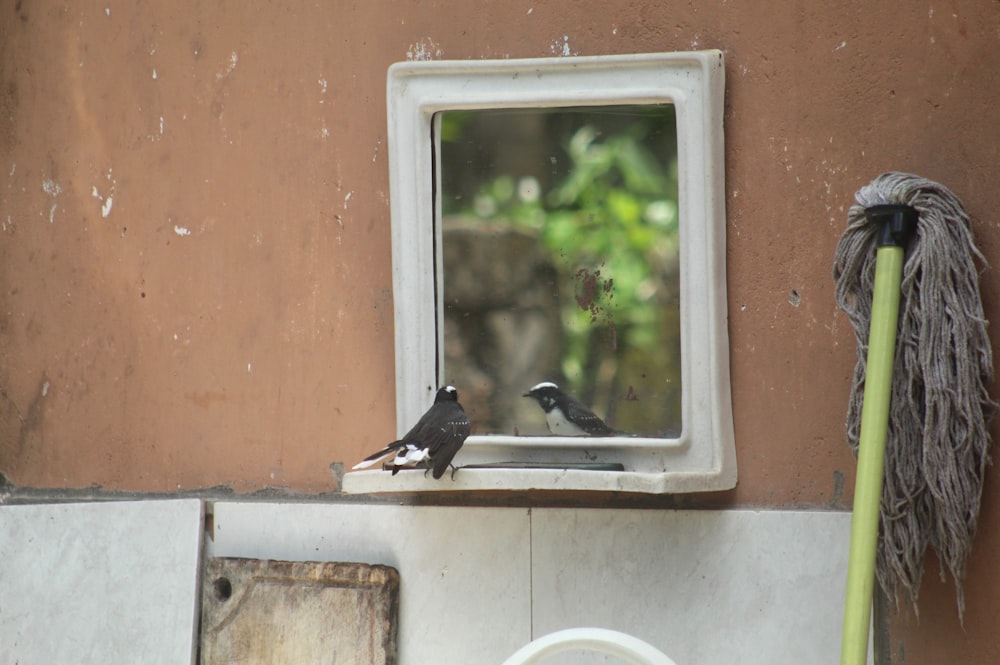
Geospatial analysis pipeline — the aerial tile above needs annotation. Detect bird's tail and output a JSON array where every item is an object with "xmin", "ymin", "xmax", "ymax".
[{"xmin": 351, "ymin": 440, "xmax": 406, "ymax": 470}]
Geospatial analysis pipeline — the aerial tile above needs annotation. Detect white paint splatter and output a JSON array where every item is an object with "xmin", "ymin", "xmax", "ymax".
[
  {"xmin": 320, "ymin": 126, "xmax": 329, "ymax": 138},
  {"xmin": 527, "ymin": 7, "xmax": 533, "ymax": 14},
  {"xmin": 91, "ymin": 170, "xmax": 117, "ymax": 218},
  {"xmin": 247, "ymin": 362, "xmax": 252, "ymax": 373},
  {"xmin": 216, "ymin": 51, "xmax": 239, "ymax": 79},
  {"xmin": 344, "ymin": 191, "xmax": 353, "ymax": 209},
  {"xmin": 42, "ymin": 179, "xmax": 62, "ymax": 197},
  {"xmin": 41, "ymin": 381, "xmax": 50, "ymax": 397},
  {"xmin": 104, "ymin": 8, "xmax": 110, "ymax": 16},
  {"xmin": 318, "ymin": 78, "xmax": 328, "ymax": 101},
  {"xmin": 152, "ymin": 68, "xmax": 158, "ymax": 80},
  {"xmin": 407, "ymin": 38, "xmax": 442, "ymax": 61},
  {"xmin": 174, "ymin": 225, "xmax": 191, "ymax": 236},
  {"xmin": 833, "ymin": 41, "xmax": 847, "ymax": 52},
  {"xmin": 550, "ymin": 35, "xmax": 574, "ymax": 56},
  {"xmin": 8, "ymin": 163, "xmax": 15, "ymax": 177},
  {"xmin": 43, "ymin": 179, "xmax": 61, "ymax": 224},
  {"xmin": 159, "ymin": 116, "xmax": 164, "ymax": 135}
]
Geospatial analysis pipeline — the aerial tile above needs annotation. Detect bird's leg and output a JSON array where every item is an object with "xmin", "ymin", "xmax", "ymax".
[{"xmin": 449, "ymin": 464, "xmax": 459, "ymax": 480}]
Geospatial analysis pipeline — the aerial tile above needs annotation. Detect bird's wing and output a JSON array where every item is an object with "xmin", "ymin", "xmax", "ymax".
[
  {"xmin": 398, "ymin": 402, "xmax": 443, "ymax": 442},
  {"xmin": 564, "ymin": 396, "xmax": 614, "ymax": 434},
  {"xmin": 404, "ymin": 403, "xmax": 463, "ymax": 451},
  {"xmin": 425, "ymin": 404, "xmax": 472, "ymax": 479}
]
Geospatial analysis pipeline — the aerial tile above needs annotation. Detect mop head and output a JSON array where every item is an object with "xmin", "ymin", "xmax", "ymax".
[{"xmin": 833, "ymin": 172, "xmax": 996, "ymax": 619}]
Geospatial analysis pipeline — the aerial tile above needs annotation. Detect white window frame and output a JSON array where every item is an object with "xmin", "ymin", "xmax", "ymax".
[{"xmin": 344, "ymin": 51, "xmax": 734, "ymax": 494}]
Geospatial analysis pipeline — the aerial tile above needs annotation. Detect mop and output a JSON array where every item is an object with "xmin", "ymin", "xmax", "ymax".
[{"xmin": 833, "ymin": 172, "xmax": 995, "ymax": 664}]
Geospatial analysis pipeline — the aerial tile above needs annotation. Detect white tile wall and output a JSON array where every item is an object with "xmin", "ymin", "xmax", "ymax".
[
  {"xmin": 529, "ymin": 509, "xmax": 853, "ymax": 665},
  {"xmin": 0, "ymin": 499, "xmax": 203, "ymax": 665},
  {"xmin": 0, "ymin": 499, "xmax": 856, "ymax": 665},
  {"xmin": 209, "ymin": 503, "xmax": 855, "ymax": 665}
]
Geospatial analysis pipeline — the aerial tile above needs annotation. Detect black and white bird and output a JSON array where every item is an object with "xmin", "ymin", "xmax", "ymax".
[
  {"xmin": 352, "ymin": 385, "xmax": 471, "ymax": 479},
  {"xmin": 522, "ymin": 381, "xmax": 615, "ymax": 436}
]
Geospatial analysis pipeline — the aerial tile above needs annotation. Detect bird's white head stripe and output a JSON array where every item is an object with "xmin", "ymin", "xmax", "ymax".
[{"xmin": 529, "ymin": 381, "xmax": 559, "ymax": 391}]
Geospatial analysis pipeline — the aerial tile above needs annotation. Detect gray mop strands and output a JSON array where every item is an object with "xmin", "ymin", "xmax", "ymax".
[{"xmin": 833, "ymin": 172, "xmax": 996, "ymax": 619}]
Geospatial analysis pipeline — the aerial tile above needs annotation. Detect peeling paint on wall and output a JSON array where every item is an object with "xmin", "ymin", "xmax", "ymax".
[
  {"xmin": 41, "ymin": 179, "xmax": 61, "ymax": 197},
  {"xmin": 217, "ymin": 52, "xmax": 239, "ymax": 80},
  {"xmin": 407, "ymin": 39, "xmax": 442, "ymax": 61},
  {"xmin": 550, "ymin": 35, "xmax": 575, "ymax": 56},
  {"xmin": 42, "ymin": 178, "xmax": 61, "ymax": 223},
  {"xmin": 91, "ymin": 169, "xmax": 117, "ymax": 219}
]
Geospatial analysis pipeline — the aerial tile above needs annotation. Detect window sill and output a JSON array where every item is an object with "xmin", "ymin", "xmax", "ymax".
[
  {"xmin": 342, "ymin": 434, "xmax": 736, "ymax": 495},
  {"xmin": 343, "ymin": 466, "xmax": 736, "ymax": 495}
]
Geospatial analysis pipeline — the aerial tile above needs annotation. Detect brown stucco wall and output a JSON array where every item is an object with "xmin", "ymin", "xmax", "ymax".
[{"xmin": 2, "ymin": 2, "xmax": 999, "ymax": 662}]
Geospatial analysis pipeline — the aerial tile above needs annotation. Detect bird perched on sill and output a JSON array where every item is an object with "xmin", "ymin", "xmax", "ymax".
[
  {"xmin": 523, "ymin": 381, "xmax": 616, "ymax": 436},
  {"xmin": 352, "ymin": 385, "xmax": 471, "ymax": 479}
]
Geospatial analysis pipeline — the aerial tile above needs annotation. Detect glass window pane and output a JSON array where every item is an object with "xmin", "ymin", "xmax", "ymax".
[{"xmin": 437, "ymin": 106, "xmax": 681, "ymax": 438}]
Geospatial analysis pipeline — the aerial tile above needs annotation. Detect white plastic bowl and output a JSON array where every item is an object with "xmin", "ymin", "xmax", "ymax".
[{"xmin": 501, "ymin": 627, "xmax": 678, "ymax": 665}]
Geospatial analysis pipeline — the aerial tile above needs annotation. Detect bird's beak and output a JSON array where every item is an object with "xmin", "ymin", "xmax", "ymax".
[{"xmin": 522, "ymin": 392, "xmax": 531, "ymax": 398}]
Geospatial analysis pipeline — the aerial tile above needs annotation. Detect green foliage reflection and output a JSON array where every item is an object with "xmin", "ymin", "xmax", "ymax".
[{"xmin": 440, "ymin": 106, "xmax": 681, "ymax": 435}]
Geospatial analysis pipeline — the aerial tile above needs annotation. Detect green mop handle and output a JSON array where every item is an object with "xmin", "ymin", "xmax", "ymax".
[{"xmin": 840, "ymin": 204, "xmax": 918, "ymax": 665}]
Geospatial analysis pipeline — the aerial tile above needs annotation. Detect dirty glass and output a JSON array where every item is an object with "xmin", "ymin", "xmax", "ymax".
[{"xmin": 436, "ymin": 105, "xmax": 681, "ymax": 438}]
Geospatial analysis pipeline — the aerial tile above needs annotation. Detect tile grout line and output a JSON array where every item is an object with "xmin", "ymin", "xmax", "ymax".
[{"xmin": 528, "ymin": 506, "xmax": 534, "ymax": 643}]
